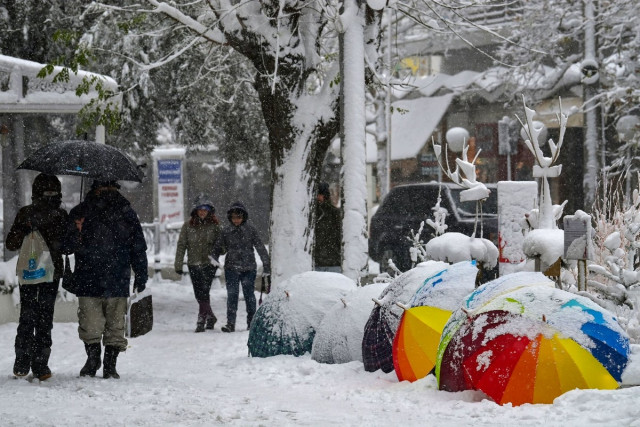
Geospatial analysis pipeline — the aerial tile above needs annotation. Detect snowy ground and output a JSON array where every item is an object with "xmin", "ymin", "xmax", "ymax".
[{"xmin": 2, "ymin": 277, "xmax": 640, "ymax": 426}]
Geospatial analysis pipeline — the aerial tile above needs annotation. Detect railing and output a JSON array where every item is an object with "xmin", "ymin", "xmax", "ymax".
[{"xmin": 141, "ymin": 221, "xmax": 184, "ymax": 275}]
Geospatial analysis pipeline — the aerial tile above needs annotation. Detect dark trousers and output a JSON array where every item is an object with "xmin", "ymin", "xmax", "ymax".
[
  {"xmin": 15, "ymin": 281, "xmax": 58, "ymax": 361},
  {"xmin": 190, "ymin": 264, "xmax": 217, "ymax": 321},
  {"xmin": 224, "ymin": 269, "xmax": 256, "ymax": 326}
]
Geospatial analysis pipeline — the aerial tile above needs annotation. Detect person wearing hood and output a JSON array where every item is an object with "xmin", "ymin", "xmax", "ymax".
[
  {"xmin": 6, "ymin": 173, "xmax": 68, "ymax": 380},
  {"xmin": 210, "ymin": 201, "xmax": 270, "ymax": 333},
  {"xmin": 62, "ymin": 180, "xmax": 148, "ymax": 379},
  {"xmin": 174, "ymin": 193, "xmax": 222, "ymax": 333}
]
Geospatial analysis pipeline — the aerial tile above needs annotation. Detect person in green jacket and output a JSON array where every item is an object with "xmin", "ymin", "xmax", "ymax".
[{"xmin": 174, "ymin": 194, "xmax": 222, "ymax": 332}]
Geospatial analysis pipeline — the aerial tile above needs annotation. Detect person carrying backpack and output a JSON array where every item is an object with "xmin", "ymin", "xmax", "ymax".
[
  {"xmin": 5, "ymin": 173, "xmax": 68, "ymax": 380},
  {"xmin": 210, "ymin": 201, "xmax": 270, "ymax": 332}
]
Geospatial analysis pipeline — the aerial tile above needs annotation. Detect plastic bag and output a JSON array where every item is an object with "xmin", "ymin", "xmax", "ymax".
[{"xmin": 16, "ymin": 230, "xmax": 54, "ymax": 285}]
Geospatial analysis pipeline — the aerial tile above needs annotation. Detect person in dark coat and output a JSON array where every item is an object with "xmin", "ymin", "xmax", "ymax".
[
  {"xmin": 174, "ymin": 193, "xmax": 222, "ymax": 332},
  {"xmin": 313, "ymin": 182, "xmax": 342, "ymax": 272},
  {"xmin": 63, "ymin": 180, "xmax": 148, "ymax": 379},
  {"xmin": 5, "ymin": 173, "xmax": 68, "ymax": 380},
  {"xmin": 210, "ymin": 201, "xmax": 270, "ymax": 332}
]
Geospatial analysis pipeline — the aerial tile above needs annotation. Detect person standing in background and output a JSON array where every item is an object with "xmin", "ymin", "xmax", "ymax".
[{"xmin": 313, "ymin": 182, "xmax": 342, "ymax": 273}]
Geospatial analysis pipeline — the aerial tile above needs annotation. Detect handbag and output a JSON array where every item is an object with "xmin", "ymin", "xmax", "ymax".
[
  {"xmin": 127, "ymin": 291, "xmax": 153, "ymax": 338},
  {"xmin": 16, "ymin": 230, "xmax": 54, "ymax": 285},
  {"xmin": 61, "ymin": 255, "xmax": 80, "ymax": 294}
]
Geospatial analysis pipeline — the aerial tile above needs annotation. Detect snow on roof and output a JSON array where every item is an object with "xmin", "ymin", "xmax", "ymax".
[
  {"xmin": 0, "ymin": 54, "xmax": 118, "ymax": 113},
  {"xmin": 390, "ymin": 93, "xmax": 453, "ymax": 160}
]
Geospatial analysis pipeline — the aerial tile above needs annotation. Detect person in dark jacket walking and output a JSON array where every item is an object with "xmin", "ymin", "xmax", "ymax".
[
  {"xmin": 63, "ymin": 180, "xmax": 148, "ymax": 379},
  {"xmin": 210, "ymin": 202, "xmax": 270, "ymax": 332},
  {"xmin": 174, "ymin": 193, "xmax": 222, "ymax": 333},
  {"xmin": 313, "ymin": 182, "xmax": 342, "ymax": 272},
  {"xmin": 6, "ymin": 174, "xmax": 68, "ymax": 380}
]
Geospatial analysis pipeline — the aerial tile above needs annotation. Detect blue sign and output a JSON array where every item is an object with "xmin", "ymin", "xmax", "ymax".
[{"xmin": 158, "ymin": 159, "xmax": 182, "ymax": 184}]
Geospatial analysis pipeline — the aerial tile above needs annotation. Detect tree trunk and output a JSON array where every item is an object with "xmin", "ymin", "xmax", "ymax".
[
  {"xmin": 254, "ymin": 74, "xmax": 338, "ymax": 284},
  {"xmin": 340, "ymin": 0, "xmax": 369, "ymax": 281}
]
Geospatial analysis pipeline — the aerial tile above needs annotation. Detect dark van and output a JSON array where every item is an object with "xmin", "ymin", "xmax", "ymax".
[{"xmin": 369, "ymin": 182, "xmax": 498, "ymax": 272}]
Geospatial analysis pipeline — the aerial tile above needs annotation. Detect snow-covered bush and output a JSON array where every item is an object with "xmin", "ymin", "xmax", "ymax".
[{"xmin": 589, "ymin": 176, "xmax": 640, "ymax": 309}]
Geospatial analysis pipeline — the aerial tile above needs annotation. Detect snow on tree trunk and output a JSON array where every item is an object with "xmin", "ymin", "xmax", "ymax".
[
  {"xmin": 269, "ymin": 137, "xmax": 315, "ymax": 283},
  {"xmin": 583, "ymin": 0, "xmax": 599, "ymax": 209},
  {"xmin": 340, "ymin": 0, "xmax": 369, "ymax": 281}
]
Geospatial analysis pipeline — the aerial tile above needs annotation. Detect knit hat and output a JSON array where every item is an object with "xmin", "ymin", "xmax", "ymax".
[
  {"xmin": 91, "ymin": 180, "xmax": 121, "ymax": 190},
  {"xmin": 32, "ymin": 173, "xmax": 61, "ymax": 198}
]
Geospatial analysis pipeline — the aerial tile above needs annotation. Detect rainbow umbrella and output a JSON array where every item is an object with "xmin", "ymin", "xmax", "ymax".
[
  {"xmin": 436, "ymin": 284, "xmax": 630, "ymax": 405},
  {"xmin": 362, "ymin": 261, "xmax": 448, "ymax": 373},
  {"xmin": 392, "ymin": 261, "xmax": 477, "ymax": 382}
]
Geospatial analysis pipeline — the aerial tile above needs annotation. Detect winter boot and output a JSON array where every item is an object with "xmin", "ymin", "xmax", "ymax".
[
  {"xmin": 31, "ymin": 348, "xmax": 52, "ymax": 381},
  {"xmin": 80, "ymin": 343, "xmax": 102, "ymax": 377},
  {"xmin": 103, "ymin": 346, "xmax": 120, "ymax": 379},
  {"xmin": 221, "ymin": 324, "xmax": 235, "ymax": 333},
  {"xmin": 205, "ymin": 314, "xmax": 217, "ymax": 330},
  {"xmin": 195, "ymin": 320, "xmax": 206, "ymax": 333},
  {"xmin": 13, "ymin": 349, "xmax": 31, "ymax": 378}
]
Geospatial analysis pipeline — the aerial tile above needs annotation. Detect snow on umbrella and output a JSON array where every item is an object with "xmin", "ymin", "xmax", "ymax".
[
  {"xmin": 311, "ymin": 282, "xmax": 388, "ymax": 365},
  {"xmin": 392, "ymin": 261, "xmax": 477, "ymax": 382},
  {"xmin": 247, "ymin": 271, "xmax": 355, "ymax": 358},
  {"xmin": 17, "ymin": 139, "xmax": 144, "ymax": 182},
  {"xmin": 362, "ymin": 261, "xmax": 448, "ymax": 373},
  {"xmin": 436, "ymin": 284, "xmax": 630, "ymax": 406}
]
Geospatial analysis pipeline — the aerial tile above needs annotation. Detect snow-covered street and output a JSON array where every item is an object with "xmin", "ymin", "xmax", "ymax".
[{"xmin": 2, "ymin": 277, "xmax": 640, "ymax": 426}]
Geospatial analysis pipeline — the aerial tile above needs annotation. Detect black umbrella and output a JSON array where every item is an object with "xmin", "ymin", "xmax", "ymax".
[{"xmin": 17, "ymin": 139, "xmax": 143, "ymax": 182}]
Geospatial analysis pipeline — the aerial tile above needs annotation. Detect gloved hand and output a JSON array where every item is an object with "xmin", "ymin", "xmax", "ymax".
[
  {"xmin": 133, "ymin": 279, "xmax": 146, "ymax": 293},
  {"xmin": 209, "ymin": 256, "xmax": 221, "ymax": 267},
  {"xmin": 29, "ymin": 210, "xmax": 48, "ymax": 229},
  {"xmin": 175, "ymin": 268, "xmax": 183, "ymax": 275}
]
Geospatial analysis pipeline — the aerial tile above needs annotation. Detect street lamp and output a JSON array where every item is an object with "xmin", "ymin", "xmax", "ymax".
[{"xmin": 615, "ymin": 115, "xmax": 640, "ymax": 201}]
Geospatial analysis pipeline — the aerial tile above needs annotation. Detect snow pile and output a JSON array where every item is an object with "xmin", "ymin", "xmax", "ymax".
[
  {"xmin": 522, "ymin": 229, "xmax": 565, "ymax": 268},
  {"xmin": 249, "ymin": 271, "xmax": 356, "ymax": 356},
  {"xmin": 425, "ymin": 232, "xmax": 498, "ymax": 269},
  {"xmin": 408, "ymin": 260, "xmax": 477, "ymax": 311},
  {"xmin": 312, "ymin": 282, "xmax": 388, "ymax": 364},
  {"xmin": 2, "ymin": 276, "xmax": 640, "ymax": 424}
]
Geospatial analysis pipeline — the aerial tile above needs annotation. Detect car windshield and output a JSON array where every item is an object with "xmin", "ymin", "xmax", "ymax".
[{"xmin": 449, "ymin": 187, "xmax": 498, "ymax": 216}]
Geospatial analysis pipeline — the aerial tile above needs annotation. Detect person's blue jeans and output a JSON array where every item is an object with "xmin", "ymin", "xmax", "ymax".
[{"xmin": 224, "ymin": 269, "xmax": 257, "ymax": 327}]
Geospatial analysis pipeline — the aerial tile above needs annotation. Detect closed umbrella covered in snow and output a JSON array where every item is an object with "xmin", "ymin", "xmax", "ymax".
[
  {"xmin": 311, "ymin": 282, "xmax": 388, "ymax": 365},
  {"xmin": 362, "ymin": 261, "xmax": 448, "ymax": 373},
  {"xmin": 247, "ymin": 271, "xmax": 355, "ymax": 358},
  {"xmin": 392, "ymin": 261, "xmax": 477, "ymax": 382},
  {"xmin": 436, "ymin": 279, "xmax": 630, "ymax": 405}
]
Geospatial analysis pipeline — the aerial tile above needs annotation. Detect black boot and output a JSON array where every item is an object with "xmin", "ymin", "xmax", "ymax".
[
  {"xmin": 205, "ymin": 314, "xmax": 217, "ymax": 330},
  {"xmin": 31, "ymin": 348, "xmax": 52, "ymax": 381},
  {"xmin": 195, "ymin": 319, "xmax": 206, "ymax": 333},
  {"xmin": 103, "ymin": 346, "xmax": 120, "ymax": 379},
  {"xmin": 221, "ymin": 324, "xmax": 235, "ymax": 333},
  {"xmin": 13, "ymin": 348, "xmax": 31, "ymax": 378},
  {"xmin": 80, "ymin": 343, "xmax": 102, "ymax": 377}
]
